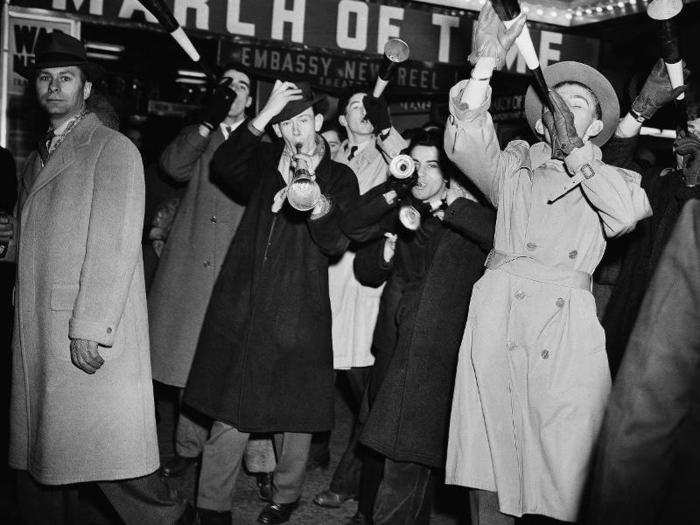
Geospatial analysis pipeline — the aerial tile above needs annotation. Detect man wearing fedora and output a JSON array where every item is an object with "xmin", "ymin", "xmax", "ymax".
[
  {"xmin": 9, "ymin": 31, "xmax": 187, "ymax": 524},
  {"xmin": 182, "ymin": 80, "xmax": 358, "ymax": 524},
  {"xmin": 443, "ymin": 5, "xmax": 651, "ymax": 523}
]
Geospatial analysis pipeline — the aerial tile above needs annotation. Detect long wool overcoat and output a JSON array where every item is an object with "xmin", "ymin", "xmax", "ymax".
[
  {"xmin": 344, "ymin": 187, "xmax": 495, "ymax": 468},
  {"xmin": 9, "ymin": 113, "xmax": 159, "ymax": 484},
  {"xmin": 444, "ymin": 83, "xmax": 651, "ymax": 521},
  {"xmin": 183, "ymin": 123, "xmax": 359, "ymax": 433},
  {"xmin": 149, "ymin": 125, "xmax": 245, "ymax": 388}
]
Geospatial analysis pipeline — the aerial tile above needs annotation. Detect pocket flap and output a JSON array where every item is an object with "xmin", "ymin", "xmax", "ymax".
[{"xmin": 50, "ymin": 284, "xmax": 79, "ymax": 311}]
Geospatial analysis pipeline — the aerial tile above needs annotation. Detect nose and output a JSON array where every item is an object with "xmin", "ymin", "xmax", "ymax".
[
  {"xmin": 292, "ymin": 121, "xmax": 301, "ymax": 134},
  {"xmin": 48, "ymin": 77, "xmax": 60, "ymax": 92}
]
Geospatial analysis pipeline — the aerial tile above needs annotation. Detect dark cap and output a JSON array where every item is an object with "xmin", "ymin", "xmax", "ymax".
[
  {"xmin": 269, "ymin": 81, "xmax": 326, "ymax": 125},
  {"xmin": 19, "ymin": 31, "xmax": 103, "ymax": 80}
]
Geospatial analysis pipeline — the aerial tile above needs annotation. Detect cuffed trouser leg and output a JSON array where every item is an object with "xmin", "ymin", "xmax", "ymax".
[
  {"xmin": 174, "ymin": 402, "xmax": 210, "ymax": 458},
  {"xmin": 469, "ymin": 489, "xmax": 515, "ymax": 525},
  {"xmin": 373, "ymin": 458, "xmax": 432, "ymax": 525},
  {"xmin": 99, "ymin": 472, "xmax": 186, "ymax": 525},
  {"xmin": 271, "ymin": 432, "xmax": 312, "ymax": 504},
  {"xmin": 196, "ymin": 421, "xmax": 249, "ymax": 511},
  {"xmin": 16, "ymin": 470, "xmax": 73, "ymax": 525}
]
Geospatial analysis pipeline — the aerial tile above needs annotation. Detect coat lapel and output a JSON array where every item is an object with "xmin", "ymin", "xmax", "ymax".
[{"xmin": 26, "ymin": 113, "xmax": 99, "ymax": 201}]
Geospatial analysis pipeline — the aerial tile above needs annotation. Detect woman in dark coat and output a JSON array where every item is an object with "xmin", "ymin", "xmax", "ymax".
[{"xmin": 342, "ymin": 129, "xmax": 496, "ymax": 524}]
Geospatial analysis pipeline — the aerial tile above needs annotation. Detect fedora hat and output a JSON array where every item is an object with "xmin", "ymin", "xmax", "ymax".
[
  {"xmin": 19, "ymin": 31, "xmax": 103, "ymax": 80},
  {"xmin": 524, "ymin": 61, "xmax": 620, "ymax": 147},
  {"xmin": 269, "ymin": 81, "xmax": 326, "ymax": 125}
]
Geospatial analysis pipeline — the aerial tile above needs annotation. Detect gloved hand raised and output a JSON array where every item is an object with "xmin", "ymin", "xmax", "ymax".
[
  {"xmin": 201, "ymin": 78, "xmax": 236, "ymax": 130},
  {"xmin": 631, "ymin": 59, "xmax": 689, "ymax": 121},
  {"xmin": 542, "ymin": 90, "xmax": 584, "ymax": 161},
  {"xmin": 362, "ymin": 95, "xmax": 391, "ymax": 134},
  {"xmin": 674, "ymin": 134, "xmax": 700, "ymax": 186},
  {"xmin": 468, "ymin": 2, "xmax": 526, "ymax": 69}
]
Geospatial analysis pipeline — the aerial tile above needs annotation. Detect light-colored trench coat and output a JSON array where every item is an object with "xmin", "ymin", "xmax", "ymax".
[
  {"xmin": 328, "ymin": 129, "xmax": 407, "ymax": 370},
  {"xmin": 149, "ymin": 124, "xmax": 245, "ymax": 387},
  {"xmin": 444, "ymin": 84, "xmax": 652, "ymax": 521},
  {"xmin": 9, "ymin": 113, "xmax": 159, "ymax": 484}
]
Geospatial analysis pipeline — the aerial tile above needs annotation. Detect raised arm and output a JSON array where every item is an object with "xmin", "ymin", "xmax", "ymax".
[
  {"xmin": 442, "ymin": 196, "xmax": 496, "ymax": 252},
  {"xmin": 210, "ymin": 122, "xmax": 265, "ymax": 203},
  {"xmin": 306, "ymin": 163, "xmax": 359, "ymax": 257},
  {"xmin": 565, "ymin": 143, "xmax": 652, "ymax": 238},
  {"xmin": 341, "ymin": 181, "xmax": 397, "ymax": 242},
  {"xmin": 160, "ymin": 125, "xmax": 210, "ymax": 182},
  {"xmin": 354, "ymin": 236, "xmax": 394, "ymax": 288}
]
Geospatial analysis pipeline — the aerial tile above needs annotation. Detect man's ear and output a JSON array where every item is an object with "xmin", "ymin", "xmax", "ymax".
[
  {"xmin": 83, "ymin": 81, "xmax": 93, "ymax": 100},
  {"xmin": 535, "ymin": 118, "xmax": 545, "ymax": 136},
  {"xmin": 314, "ymin": 113, "xmax": 324, "ymax": 132},
  {"xmin": 584, "ymin": 119, "xmax": 604, "ymax": 140},
  {"xmin": 338, "ymin": 114, "xmax": 348, "ymax": 129},
  {"xmin": 272, "ymin": 123, "xmax": 282, "ymax": 138},
  {"xmin": 245, "ymin": 96, "xmax": 252, "ymax": 109}
]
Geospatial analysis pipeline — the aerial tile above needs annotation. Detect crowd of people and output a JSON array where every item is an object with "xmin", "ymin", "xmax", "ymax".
[{"xmin": 0, "ymin": 4, "xmax": 699, "ymax": 525}]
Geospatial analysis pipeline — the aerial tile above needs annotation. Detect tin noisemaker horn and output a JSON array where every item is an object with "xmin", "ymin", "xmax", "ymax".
[
  {"xmin": 490, "ymin": 0, "xmax": 554, "ymax": 113},
  {"xmin": 373, "ymin": 39, "xmax": 410, "ymax": 97},
  {"xmin": 648, "ymin": 0, "xmax": 687, "ymax": 134},
  {"xmin": 287, "ymin": 144, "xmax": 322, "ymax": 212},
  {"xmin": 138, "ymin": 0, "xmax": 216, "ymax": 79}
]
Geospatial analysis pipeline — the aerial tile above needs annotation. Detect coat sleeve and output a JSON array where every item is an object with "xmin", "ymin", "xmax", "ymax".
[
  {"xmin": 587, "ymin": 200, "xmax": 700, "ymax": 524},
  {"xmin": 444, "ymin": 81, "xmax": 529, "ymax": 207},
  {"xmin": 210, "ymin": 121, "xmax": 263, "ymax": 203},
  {"xmin": 68, "ymin": 134, "xmax": 145, "ymax": 347},
  {"xmin": 565, "ymin": 142, "xmax": 652, "ymax": 238},
  {"xmin": 307, "ymin": 163, "xmax": 360, "ymax": 257},
  {"xmin": 353, "ymin": 238, "xmax": 393, "ymax": 288},
  {"xmin": 340, "ymin": 182, "xmax": 396, "ymax": 242},
  {"xmin": 601, "ymin": 135, "xmax": 644, "ymax": 174},
  {"xmin": 159, "ymin": 125, "xmax": 209, "ymax": 182},
  {"xmin": 442, "ymin": 197, "xmax": 496, "ymax": 252}
]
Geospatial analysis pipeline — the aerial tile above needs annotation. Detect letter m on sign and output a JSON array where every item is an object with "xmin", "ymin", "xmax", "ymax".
[{"xmin": 52, "ymin": 0, "xmax": 104, "ymax": 15}]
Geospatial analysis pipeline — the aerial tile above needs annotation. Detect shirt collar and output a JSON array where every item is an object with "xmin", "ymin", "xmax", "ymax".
[{"xmin": 220, "ymin": 119, "xmax": 244, "ymax": 140}]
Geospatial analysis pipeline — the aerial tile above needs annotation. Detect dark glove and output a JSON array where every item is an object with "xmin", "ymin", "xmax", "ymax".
[
  {"xmin": 363, "ymin": 95, "xmax": 391, "ymax": 134},
  {"xmin": 388, "ymin": 173, "xmax": 417, "ymax": 201},
  {"xmin": 674, "ymin": 135, "xmax": 700, "ymax": 186},
  {"xmin": 542, "ymin": 90, "xmax": 584, "ymax": 161},
  {"xmin": 632, "ymin": 59, "xmax": 688, "ymax": 121},
  {"xmin": 201, "ymin": 78, "xmax": 236, "ymax": 130}
]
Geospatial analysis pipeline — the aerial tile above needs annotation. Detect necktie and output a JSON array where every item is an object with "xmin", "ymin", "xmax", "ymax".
[
  {"xmin": 348, "ymin": 145, "xmax": 358, "ymax": 161},
  {"xmin": 38, "ymin": 129, "xmax": 54, "ymax": 164}
]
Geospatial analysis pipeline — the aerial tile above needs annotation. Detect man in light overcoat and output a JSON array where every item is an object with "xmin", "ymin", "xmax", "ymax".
[{"xmin": 9, "ymin": 32, "xmax": 187, "ymax": 524}]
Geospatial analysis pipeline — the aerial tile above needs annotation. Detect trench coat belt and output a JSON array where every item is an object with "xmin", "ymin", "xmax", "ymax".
[{"xmin": 485, "ymin": 249, "xmax": 592, "ymax": 291}]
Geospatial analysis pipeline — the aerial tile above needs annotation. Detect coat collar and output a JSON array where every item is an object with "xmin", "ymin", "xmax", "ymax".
[
  {"xmin": 529, "ymin": 141, "xmax": 603, "ymax": 171},
  {"xmin": 25, "ymin": 112, "xmax": 100, "ymax": 201}
]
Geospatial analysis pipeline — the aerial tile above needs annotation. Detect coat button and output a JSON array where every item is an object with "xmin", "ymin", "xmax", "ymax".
[
  {"xmin": 210, "ymin": 216, "xmax": 217, "ymax": 223},
  {"xmin": 203, "ymin": 260, "xmax": 211, "ymax": 267},
  {"xmin": 568, "ymin": 250, "xmax": 578, "ymax": 259},
  {"xmin": 541, "ymin": 349, "xmax": 550, "ymax": 359},
  {"xmin": 514, "ymin": 290, "xmax": 526, "ymax": 300},
  {"xmin": 106, "ymin": 327, "xmax": 112, "ymax": 334},
  {"xmin": 556, "ymin": 297, "xmax": 565, "ymax": 308},
  {"xmin": 507, "ymin": 341, "xmax": 517, "ymax": 351},
  {"xmin": 526, "ymin": 242, "xmax": 538, "ymax": 251}
]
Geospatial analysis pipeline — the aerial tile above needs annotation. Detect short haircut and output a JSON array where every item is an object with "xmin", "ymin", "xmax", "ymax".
[
  {"xmin": 553, "ymin": 81, "xmax": 602, "ymax": 119},
  {"xmin": 321, "ymin": 121, "xmax": 346, "ymax": 141},
  {"xmin": 337, "ymin": 88, "xmax": 369, "ymax": 118},
  {"xmin": 407, "ymin": 128, "xmax": 449, "ymax": 173}
]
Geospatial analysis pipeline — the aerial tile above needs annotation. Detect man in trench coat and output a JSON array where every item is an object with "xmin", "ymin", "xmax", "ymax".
[
  {"xmin": 9, "ymin": 32, "xmax": 186, "ymax": 524},
  {"xmin": 183, "ymin": 80, "xmax": 358, "ymax": 524}
]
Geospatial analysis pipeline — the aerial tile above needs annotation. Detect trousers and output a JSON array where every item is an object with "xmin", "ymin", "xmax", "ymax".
[
  {"xmin": 373, "ymin": 458, "xmax": 433, "ymax": 525},
  {"xmin": 197, "ymin": 422, "xmax": 311, "ymax": 511}
]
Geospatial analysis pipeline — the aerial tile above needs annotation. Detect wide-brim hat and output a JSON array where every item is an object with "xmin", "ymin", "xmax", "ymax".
[
  {"xmin": 524, "ymin": 61, "xmax": 620, "ymax": 147},
  {"xmin": 18, "ymin": 31, "xmax": 103, "ymax": 80},
  {"xmin": 269, "ymin": 81, "xmax": 326, "ymax": 125}
]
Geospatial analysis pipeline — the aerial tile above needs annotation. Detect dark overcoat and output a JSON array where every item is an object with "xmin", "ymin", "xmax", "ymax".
[
  {"xmin": 183, "ymin": 123, "xmax": 358, "ymax": 433},
  {"xmin": 602, "ymin": 136, "xmax": 700, "ymax": 375},
  {"xmin": 586, "ymin": 198, "xmax": 700, "ymax": 524},
  {"xmin": 343, "ymin": 186, "xmax": 495, "ymax": 467}
]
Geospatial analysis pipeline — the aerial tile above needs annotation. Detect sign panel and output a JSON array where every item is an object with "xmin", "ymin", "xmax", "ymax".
[{"xmin": 12, "ymin": 0, "xmax": 600, "ymax": 71}]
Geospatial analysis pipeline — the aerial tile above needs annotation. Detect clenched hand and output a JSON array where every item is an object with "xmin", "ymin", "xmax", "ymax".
[{"xmin": 70, "ymin": 338, "xmax": 104, "ymax": 374}]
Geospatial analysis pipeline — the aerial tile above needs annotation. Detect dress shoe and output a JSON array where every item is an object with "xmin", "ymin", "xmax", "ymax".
[
  {"xmin": 313, "ymin": 489, "xmax": 355, "ymax": 508},
  {"xmin": 256, "ymin": 472, "xmax": 273, "ymax": 502},
  {"xmin": 160, "ymin": 454, "xmax": 199, "ymax": 478},
  {"xmin": 257, "ymin": 500, "xmax": 300, "ymax": 524},
  {"xmin": 197, "ymin": 508, "xmax": 230, "ymax": 525},
  {"xmin": 175, "ymin": 503, "xmax": 197, "ymax": 525}
]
